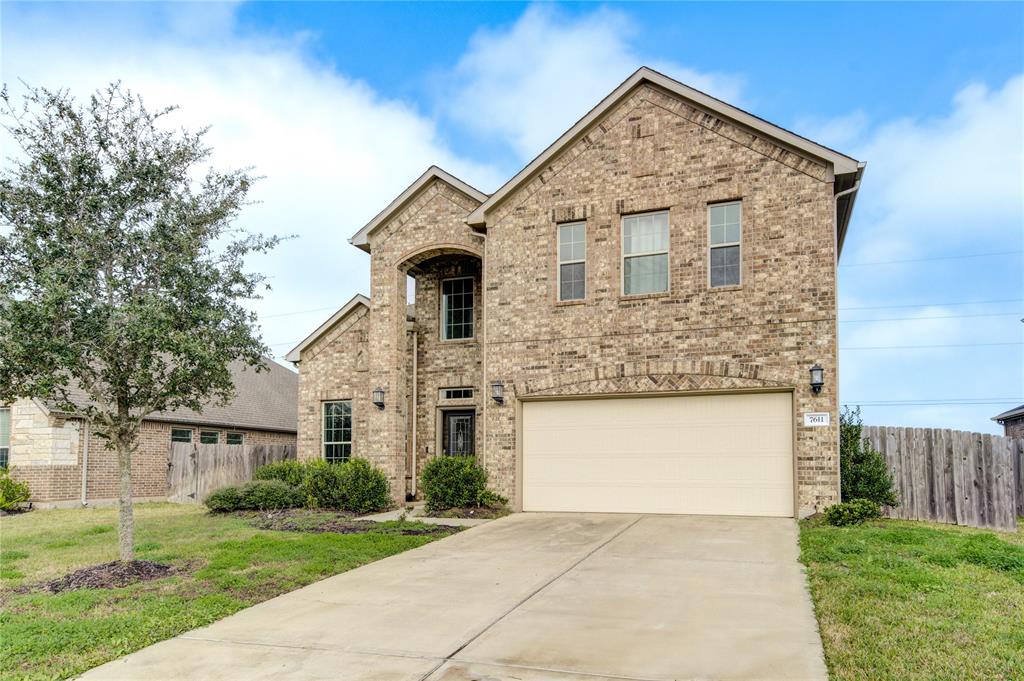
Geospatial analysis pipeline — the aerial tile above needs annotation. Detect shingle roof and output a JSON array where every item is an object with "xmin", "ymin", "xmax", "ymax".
[
  {"xmin": 992, "ymin": 404, "xmax": 1024, "ymax": 423},
  {"xmin": 49, "ymin": 358, "xmax": 298, "ymax": 433}
]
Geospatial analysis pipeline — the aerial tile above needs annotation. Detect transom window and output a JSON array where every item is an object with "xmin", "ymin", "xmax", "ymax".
[
  {"xmin": 441, "ymin": 388, "xmax": 474, "ymax": 400},
  {"xmin": 200, "ymin": 431, "xmax": 219, "ymax": 444},
  {"xmin": 709, "ymin": 202, "xmax": 741, "ymax": 287},
  {"xmin": 170, "ymin": 428, "xmax": 192, "ymax": 444},
  {"xmin": 323, "ymin": 400, "xmax": 352, "ymax": 463},
  {"xmin": 226, "ymin": 432, "xmax": 244, "ymax": 446},
  {"xmin": 557, "ymin": 222, "xmax": 586, "ymax": 301},
  {"xmin": 622, "ymin": 211, "xmax": 670, "ymax": 295},
  {"xmin": 441, "ymin": 277, "xmax": 474, "ymax": 340},
  {"xmin": 0, "ymin": 407, "xmax": 10, "ymax": 469}
]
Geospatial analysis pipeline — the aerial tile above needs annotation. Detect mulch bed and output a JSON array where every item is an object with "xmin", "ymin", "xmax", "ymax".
[
  {"xmin": 240, "ymin": 509, "xmax": 459, "ymax": 536},
  {"xmin": 43, "ymin": 560, "xmax": 176, "ymax": 593}
]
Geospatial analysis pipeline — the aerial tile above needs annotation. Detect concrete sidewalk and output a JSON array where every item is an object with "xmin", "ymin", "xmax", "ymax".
[{"xmin": 78, "ymin": 513, "xmax": 827, "ymax": 681}]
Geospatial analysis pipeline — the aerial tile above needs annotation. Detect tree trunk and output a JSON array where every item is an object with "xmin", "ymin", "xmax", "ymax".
[{"xmin": 116, "ymin": 439, "xmax": 134, "ymax": 562}]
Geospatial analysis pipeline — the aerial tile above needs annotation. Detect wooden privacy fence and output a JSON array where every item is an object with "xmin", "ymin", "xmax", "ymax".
[
  {"xmin": 167, "ymin": 442, "xmax": 296, "ymax": 504},
  {"xmin": 863, "ymin": 426, "xmax": 1021, "ymax": 531}
]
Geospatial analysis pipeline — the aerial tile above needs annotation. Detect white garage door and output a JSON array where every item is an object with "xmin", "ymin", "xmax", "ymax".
[{"xmin": 522, "ymin": 392, "xmax": 794, "ymax": 517}]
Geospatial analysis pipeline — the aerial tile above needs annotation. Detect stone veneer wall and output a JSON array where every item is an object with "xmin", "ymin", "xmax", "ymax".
[
  {"xmin": 480, "ymin": 84, "xmax": 840, "ymax": 515},
  {"xmin": 8, "ymin": 398, "xmax": 295, "ymax": 504}
]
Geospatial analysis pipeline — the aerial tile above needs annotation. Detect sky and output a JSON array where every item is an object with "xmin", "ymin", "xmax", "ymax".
[{"xmin": 2, "ymin": 1, "xmax": 1022, "ymax": 434}]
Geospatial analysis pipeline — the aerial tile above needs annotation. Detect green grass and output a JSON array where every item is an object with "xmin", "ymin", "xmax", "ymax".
[
  {"xmin": 800, "ymin": 516, "xmax": 1024, "ymax": 681},
  {"xmin": 0, "ymin": 503, "xmax": 453, "ymax": 681}
]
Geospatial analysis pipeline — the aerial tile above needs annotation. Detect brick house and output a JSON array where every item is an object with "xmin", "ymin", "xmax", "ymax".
[
  {"xmin": 287, "ymin": 67, "xmax": 864, "ymax": 518},
  {"xmin": 992, "ymin": 405, "xmax": 1024, "ymax": 438},
  {"xmin": 0, "ymin": 359, "xmax": 297, "ymax": 506}
]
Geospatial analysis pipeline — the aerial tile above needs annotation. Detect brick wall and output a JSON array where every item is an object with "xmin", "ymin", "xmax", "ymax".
[{"xmin": 1003, "ymin": 417, "xmax": 1024, "ymax": 439}]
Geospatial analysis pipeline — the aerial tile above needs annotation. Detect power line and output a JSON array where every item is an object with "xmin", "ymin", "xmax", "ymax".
[
  {"xmin": 842, "ymin": 341, "xmax": 1022, "ymax": 350},
  {"xmin": 844, "ymin": 400, "xmax": 1022, "ymax": 407},
  {"xmin": 840, "ymin": 311, "xmax": 1022, "ymax": 323},
  {"xmin": 839, "ymin": 250, "xmax": 1023, "ymax": 267},
  {"xmin": 839, "ymin": 298, "xmax": 1022, "ymax": 311}
]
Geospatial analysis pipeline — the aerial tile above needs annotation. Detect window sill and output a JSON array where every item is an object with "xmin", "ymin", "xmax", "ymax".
[
  {"xmin": 618, "ymin": 291, "xmax": 671, "ymax": 302},
  {"xmin": 554, "ymin": 299, "xmax": 586, "ymax": 307},
  {"xmin": 708, "ymin": 284, "xmax": 744, "ymax": 293},
  {"xmin": 439, "ymin": 337, "xmax": 477, "ymax": 345}
]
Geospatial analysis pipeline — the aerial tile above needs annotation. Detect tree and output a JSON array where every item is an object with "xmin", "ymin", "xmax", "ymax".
[
  {"xmin": 0, "ymin": 83, "xmax": 281, "ymax": 561},
  {"xmin": 839, "ymin": 406, "xmax": 899, "ymax": 507}
]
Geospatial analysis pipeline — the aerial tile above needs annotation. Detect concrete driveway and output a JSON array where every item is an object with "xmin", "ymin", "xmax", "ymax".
[{"xmin": 80, "ymin": 513, "xmax": 827, "ymax": 681}]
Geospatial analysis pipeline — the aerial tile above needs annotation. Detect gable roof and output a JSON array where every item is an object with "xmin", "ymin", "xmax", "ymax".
[
  {"xmin": 465, "ymin": 67, "xmax": 864, "ymax": 247},
  {"xmin": 284, "ymin": 294, "xmax": 369, "ymax": 362},
  {"xmin": 48, "ymin": 358, "xmax": 299, "ymax": 433},
  {"xmin": 992, "ymin": 404, "xmax": 1024, "ymax": 423},
  {"xmin": 349, "ymin": 166, "xmax": 489, "ymax": 253}
]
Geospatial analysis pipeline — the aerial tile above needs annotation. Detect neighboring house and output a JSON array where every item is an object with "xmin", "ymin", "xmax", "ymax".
[
  {"xmin": 287, "ymin": 67, "xmax": 864, "ymax": 518},
  {"xmin": 1, "ymin": 359, "xmax": 298, "ymax": 506},
  {"xmin": 992, "ymin": 404, "xmax": 1024, "ymax": 438}
]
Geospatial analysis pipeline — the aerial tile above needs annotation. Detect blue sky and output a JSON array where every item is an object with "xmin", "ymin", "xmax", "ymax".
[{"xmin": 2, "ymin": 2, "xmax": 1022, "ymax": 433}]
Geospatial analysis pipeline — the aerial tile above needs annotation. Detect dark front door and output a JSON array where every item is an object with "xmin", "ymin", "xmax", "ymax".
[{"xmin": 443, "ymin": 410, "xmax": 475, "ymax": 456}]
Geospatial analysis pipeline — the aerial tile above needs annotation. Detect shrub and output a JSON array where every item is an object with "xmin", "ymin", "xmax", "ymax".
[
  {"xmin": 336, "ymin": 458, "xmax": 391, "ymax": 514},
  {"xmin": 240, "ymin": 479, "xmax": 304, "ymax": 510},
  {"xmin": 0, "ymin": 468, "xmax": 31, "ymax": 511},
  {"xmin": 301, "ymin": 460, "xmax": 346, "ymax": 509},
  {"xmin": 840, "ymin": 406, "xmax": 899, "ymax": 507},
  {"xmin": 420, "ymin": 456, "xmax": 505, "ymax": 513},
  {"xmin": 205, "ymin": 485, "xmax": 243, "ymax": 512},
  {"xmin": 254, "ymin": 460, "xmax": 306, "ymax": 488},
  {"xmin": 824, "ymin": 498, "xmax": 882, "ymax": 526}
]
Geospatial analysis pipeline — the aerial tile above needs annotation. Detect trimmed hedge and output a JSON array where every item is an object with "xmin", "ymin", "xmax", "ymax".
[
  {"xmin": 250, "ymin": 458, "xmax": 392, "ymax": 513},
  {"xmin": 205, "ymin": 480, "xmax": 303, "ymax": 512},
  {"xmin": 420, "ymin": 456, "xmax": 507, "ymax": 513},
  {"xmin": 254, "ymin": 460, "xmax": 306, "ymax": 488},
  {"xmin": 824, "ymin": 498, "xmax": 882, "ymax": 526}
]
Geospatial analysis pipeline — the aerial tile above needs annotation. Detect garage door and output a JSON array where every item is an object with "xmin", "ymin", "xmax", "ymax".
[{"xmin": 522, "ymin": 392, "xmax": 794, "ymax": 517}]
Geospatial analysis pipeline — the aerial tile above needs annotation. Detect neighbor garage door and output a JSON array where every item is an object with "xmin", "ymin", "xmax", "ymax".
[{"xmin": 522, "ymin": 392, "xmax": 794, "ymax": 517}]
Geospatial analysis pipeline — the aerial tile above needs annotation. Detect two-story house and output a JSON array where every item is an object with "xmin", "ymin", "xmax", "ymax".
[{"xmin": 286, "ymin": 67, "xmax": 864, "ymax": 518}]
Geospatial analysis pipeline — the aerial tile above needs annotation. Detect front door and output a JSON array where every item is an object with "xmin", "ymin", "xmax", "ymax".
[{"xmin": 443, "ymin": 410, "xmax": 475, "ymax": 456}]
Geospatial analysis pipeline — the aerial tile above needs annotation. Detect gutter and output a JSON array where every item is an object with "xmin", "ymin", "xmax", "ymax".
[
  {"xmin": 835, "ymin": 162, "xmax": 866, "ymax": 257},
  {"xmin": 80, "ymin": 419, "xmax": 90, "ymax": 506},
  {"xmin": 410, "ymin": 328, "xmax": 418, "ymax": 498}
]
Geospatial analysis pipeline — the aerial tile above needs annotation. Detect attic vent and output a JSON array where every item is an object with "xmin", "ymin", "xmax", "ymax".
[{"xmin": 441, "ymin": 388, "xmax": 474, "ymax": 400}]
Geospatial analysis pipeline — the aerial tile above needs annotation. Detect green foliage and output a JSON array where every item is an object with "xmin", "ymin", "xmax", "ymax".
[
  {"xmin": 824, "ymin": 498, "xmax": 882, "ymax": 526},
  {"xmin": 420, "ymin": 456, "xmax": 505, "ymax": 513},
  {"xmin": 335, "ymin": 458, "xmax": 391, "ymax": 514},
  {"xmin": 840, "ymin": 407, "xmax": 899, "ymax": 507},
  {"xmin": 205, "ymin": 480, "xmax": 303, "ymax": 512},
  {"xmin": 254, "ymin": 460, "xmax": 306, "ymax": 487},
  {"xmin": 0, "ymin": 83, "xmax": 284, "ymax": 559},
  {"xmin": 204, "ymin": 486, "xmax": 243, "ymax": 513},
  {"xmin": 300, "ymin": 461, "xmax": 346, "ymax": 509},
  {"xmin": 0, "ymin": 468, "xmax": 31, "ymax": 511}
]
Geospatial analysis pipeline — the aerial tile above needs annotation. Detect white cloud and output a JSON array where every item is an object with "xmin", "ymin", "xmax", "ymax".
[
  {"xmin": 2, "ymin": 3, "xmax": 504, "ymax": 360},
  {"xmin": 441, "ymin": 5, "xmax": 744, "ymax": 161}
]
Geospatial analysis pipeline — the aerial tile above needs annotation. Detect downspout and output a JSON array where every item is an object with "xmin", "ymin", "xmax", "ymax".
[
  {"xmin": 80, "ymin": 419, "xmax": 90, "ymax": 506},
  {"xmin": 411, "ymin": 328, "xmax": 418, "ymax": 498},
  {"xmin": 479, "ymin": 228, "xmax": 488, "ymax": 470}
]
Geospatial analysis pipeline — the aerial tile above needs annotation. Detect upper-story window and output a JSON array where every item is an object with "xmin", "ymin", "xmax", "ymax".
[
  {"xmin": 709, "ymin": 202, "xmax": 741, "ymax": 288},
  {"xmin": 622, "ymin": 211, "xmax": 669, "ymax": 295},
  {"xmin": 0, "ymin": 406, "xmax": 10, "ymax": 469},
  {"xmin": 200, "ymin": 431, "xmax": 219, "ymax": 444},
  {"xmin": 170, "ymin": 428, "xmax": 192, "ymax": 444},
  {"xmin": 441, "ymin": 277, "xmax": 474, "ymax": 340},
  {"xmin": 557, "ymin": 222, "xmax": 586, "ymax": 301}
]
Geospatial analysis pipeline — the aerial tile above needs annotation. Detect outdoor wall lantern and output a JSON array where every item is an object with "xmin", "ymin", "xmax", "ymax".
[
  {"xmin": 809, "ymin": 364, "xmax": 825, "ymax": 394},
  {"xmin": 372, "ymin": 387, "xmax": 385, "ymax": 410},
  {"xmin": 490, "ymin": 380, "xmax": 505, "ymax": 405}
]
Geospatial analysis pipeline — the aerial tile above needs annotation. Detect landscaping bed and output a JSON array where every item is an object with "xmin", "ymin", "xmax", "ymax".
[
  {"xmin": 800, "ymin": 516, "xmax": 1024, "ymax": 681},
  {"xmin": 0, "ymin": 503, "xmax": 458, "ymax": 681},
  {"xmin": 433, "ymin": 506, "xmax": 510, "ymax": 520}
]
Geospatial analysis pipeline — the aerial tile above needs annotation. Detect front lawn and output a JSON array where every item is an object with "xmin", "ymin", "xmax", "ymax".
[
  {"xmin": 800, "ymin": 517, "xmax": 1024, "ymax": 681},
  {"xmin": 0, "ymin": 503, "xmax": 458, "ymax": 681}
]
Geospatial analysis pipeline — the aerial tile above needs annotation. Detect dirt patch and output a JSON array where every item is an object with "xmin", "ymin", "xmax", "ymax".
[
  {"xmin": 43, "ymin": 560, "xmax": 176, "ymax": 593},
  {"xmin": 434, "ymin": 506, "xmax": 510, "ymax": 519},
  {"xmin": 240, "ymin": 509, "xmax": 459, "ymax": 536}
]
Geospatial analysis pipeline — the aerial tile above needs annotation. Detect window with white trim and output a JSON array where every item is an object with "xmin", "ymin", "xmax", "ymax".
[
  {"xmin": 323, "ymin": 400, "xmax": 352, "ymax": 463},
  {"xmin": 622, "ymin": 211, "xmax": 669, "ymax": 295},
  {"xmin": 170, "ymin": 428, "xmax": 192, "ymax": 443},
  {"xmin": 441, "ymin": 277, "xmax": 474, "ymax": 340},
  {"xmin": 226, "ymin": 432, "xmax": 244, "ymax": 446},
  {"xmin": 709, "ymin": 202, "xmax": 741, "ymax": 287},
  {"xmin": 0, "ymin": 407, "xmax": 10, "ymax": 469},
  {"xmin": 441, "ymin": 388, "xmax": 474, "ymax": 400},
  {"xmin": 200, "ymin": 431, "xmax": 219, "ymax": 444},
  {"xmin": 557, "ymin": 222, "xmax": 586, "ymax": 301}
]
